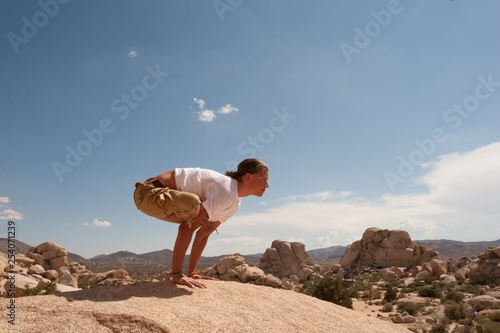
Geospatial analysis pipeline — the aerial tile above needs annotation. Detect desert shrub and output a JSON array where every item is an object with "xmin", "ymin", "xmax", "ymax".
[
  {"xmin": 430, "ymin": 318, "xmax": 449, "ymax": 333},
  {"xmin": 457, "ymin": 322, "xmax": 475, "ymax": 333},
  {"xmin": 354, "ymin": 278, "xmax": 371, "ymax": 292},
  {"xmin": 401, "ymin": 286, "xmax": 413, "ymax": 293},
  {"xmin": 397, "ymin": 302, "xmax": 419, "ymax": 316},
  {"xmin": 368, "ymin": 274, "xmax": 380, "ymax": 282},
  {"xmin": 78, "ymin": 281, "xmax": 94, "ymax": 290},
  {"xmin": 444, "ymin": 302, "xmax": 467, "ymax": 321},
  {"xmin": 384, "ymin": 285, "xmax": 398, "ymax": 303},
  {"xmin": 23, "ymin": 282, "xmax": 59, "ymax": 296},
  {"xmin": 462, "ymin": 284, "xmax": 485, "ymax": 296},
  {"xmin": 444, "ymin": 290, "xmax": 465, "ymax": 303},
  {"xmin": 44, "ymin": 282, "xmax": 59, "ymax": 295},
  {"xmin": 469, "ymin": 271, "xmax": 493, "ymax": 286},
  {"xmin": 302, "ymin": 277, "xmax": 357, "ymax": 309},
  {"xmin": 418, "ymin": 284, "xmax": 443, "ymax": 298},
  {"xmin": 424, "ymin": 275, "xmax": 439, "ymax": 284},
  {"xmin": 23, "ymin": 284, "xmax": 43, "ymax": 296},
  {"xmin": 382, "ymin": 303, "xmax": 393, "ymax": 312},
  {"xmin": 489, "ymin": 311, "xmax": 500, "ymax": 323},
  {"xmin": 475, "ymin": 315, "xmax": 500, "ymax": 333}
]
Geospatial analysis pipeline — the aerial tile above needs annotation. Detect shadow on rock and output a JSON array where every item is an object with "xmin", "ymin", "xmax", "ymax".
[{"xmin": 56, "ymin": 281, "xmax": 193, "ymax": 302}]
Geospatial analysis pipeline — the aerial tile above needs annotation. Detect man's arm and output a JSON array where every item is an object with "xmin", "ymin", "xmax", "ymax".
[
  {"xmin": 171, "ymin": 205, "xmax": 219, "ymax": 288},
  {"xmin": 188, "ymin": 220, "xmax": 222, "ymax": 277}
]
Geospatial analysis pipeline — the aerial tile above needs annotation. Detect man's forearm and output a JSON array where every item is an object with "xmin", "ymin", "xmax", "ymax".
[
  {"xmin": 188, "ymin": 235, "xmax": 208, "ymax": 275},
  {"xmin": 172, "ymin": 224, "xmax": 194, "ymax": 273}
]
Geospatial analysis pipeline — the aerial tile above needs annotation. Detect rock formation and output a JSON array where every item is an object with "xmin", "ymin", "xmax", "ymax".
[
  {"xmin": 339, "ymin": 227, "xmax": 440, "ymax": 269},
  {"xmin": 472, "ymin": 246, "xmax": 500, "ymax": 279},
  {"xmin": 258, "ymin": 240, "xmax": 318, "ymax": 278},
  {"xmin": 200, "ymin": 254, "xmax": 283, "ymax": 288},
  {"xmin": 0, "ymin": 241, "xmax": 135, "ymax": 297}
]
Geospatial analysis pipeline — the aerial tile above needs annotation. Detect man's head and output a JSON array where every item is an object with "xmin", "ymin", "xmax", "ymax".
[{"xmin": 226, "ymin": 159, "xmax": 269, "ymax": 197}]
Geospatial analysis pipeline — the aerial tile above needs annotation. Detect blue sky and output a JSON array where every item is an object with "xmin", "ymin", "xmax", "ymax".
[{"xmin": 1, "ymin": 1, "xmax": 499, "ymax": 259}]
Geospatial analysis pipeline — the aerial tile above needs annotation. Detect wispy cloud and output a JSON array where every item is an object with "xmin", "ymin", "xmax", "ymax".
[
  {"xmin": 218, "ymin": 104, "xmax": 239, "ymax": 114},
  {"xmin": 193, "ymin": 98, "xmax": 238, "ymax": 122},
  {"xmin": 0, "ymin": 197, "xmax": 10, "ymax": 204},
  {"xmin": 83, "ymin": 219, "xmax": 111, "ymax": 227},
  {"xmin": 217, "ymin": 141, "xmax": 500, "ymax": 254},
  {"xmin": 128, "ymin": 50, "xmax": 138, "ymax": 58},
  {"xmin": 0, "ymin": 209, "xmax": 23, "ymax": 220}
]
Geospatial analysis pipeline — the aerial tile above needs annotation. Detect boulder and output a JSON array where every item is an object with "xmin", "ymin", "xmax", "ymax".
[
  {"xmin": 3, "ymin": 274, "xmax": 39, "ymax": 297},
  {"xmin": 36, "ymin": 241, "xmax": 63, "ymax": 254},
  {"xmin": 471, "ymin": 246, "xmax": 500, "ymax": 278},
  {"xmin": 15, "ymin": 254, "xmax": 35, "ymax": 268},
  {"xmin": 442, "ymin": 275, "xmax": 457, "ymax": 286},
  {"xmin": 235, "ymin": 264, "xmax": 265, "ymax": 283},
  {"xmin": 468, "ymin": 296, "xmax": 500, "ymax": 309},
  {"xmin": 0, "ymin": 253, "xmax": 8, "ymax": 273},
  {"xmin": 259, "ymin": 240, "xmax": 316, "ymax": 278},
  {"xmin": 29, "ymin": 253, "xmax": 45, "ymax": 266},
  {"xmin": 380, "ymin": 268, "xmax": 398, "ymax": 279},
  {"xmin": 58, "ymin": 272, "xmax": 79, "ymax": 288},
  {"xmin": 339, "ymin": 228, "xmax": 439, "ymax": 269},
  {"xmin": 28, "ymin": 264, "xmax": 45, "ymax": 275},
  {"xmin": 415, "ymin": 270, "xmax": 430, "ymax": 280},
  {"xmin": 50, "ymin": 256, "xmax": 69, "ymax": 269},
  {"xmin": 217, "ymin": 254, "xmax": 246, "ymax": 276},
  {"xmin": 264, "ymin": 275, "xmax": 283, "ymax": 288},
  {"xmin": 427, "ymin": 259, "xmax": 448, "ymax": 276},
  {"xmin": 43, "ymin": 270, "xmax": 59, "ymax": 281},
  {"xmin": 455, "ymin": 269, "xmax": 466, "ymax": 281},
  {"xmin": 298, "ymin": 267, "xmax": 314, "ymax": 280}
]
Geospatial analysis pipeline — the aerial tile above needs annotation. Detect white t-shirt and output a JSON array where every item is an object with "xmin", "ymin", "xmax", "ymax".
[{"xmin": 174, "ymin": 168, "xmax": 241, "ymax": 223}]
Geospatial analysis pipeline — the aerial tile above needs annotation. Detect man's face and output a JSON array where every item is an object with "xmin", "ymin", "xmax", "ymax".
[{"xmin": 249, "ymin": 171, "xmax": 269, "ymax": 197}]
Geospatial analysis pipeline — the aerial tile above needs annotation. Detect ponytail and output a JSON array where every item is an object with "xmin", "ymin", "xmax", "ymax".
[{"xmin": 225, "ymin": 158, "xmax": 268, "ymax": 180}]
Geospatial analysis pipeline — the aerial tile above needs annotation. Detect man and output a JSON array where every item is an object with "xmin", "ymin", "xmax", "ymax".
[{"xmin": 134, "ymin": 159, "xmax": 269, "ymax": 288}]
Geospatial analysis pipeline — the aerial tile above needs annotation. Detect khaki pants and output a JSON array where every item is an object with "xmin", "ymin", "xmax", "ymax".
[{"xmin": 134, "ymin": 178, "xmax": 201, "ymax": 228}]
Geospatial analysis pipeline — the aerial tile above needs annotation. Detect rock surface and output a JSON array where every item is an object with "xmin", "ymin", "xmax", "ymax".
[{"xmin": 0, "ymin": 280, "xmax": 411, "ymax": 333}]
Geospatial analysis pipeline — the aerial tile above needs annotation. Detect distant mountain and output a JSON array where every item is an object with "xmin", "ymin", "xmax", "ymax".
[
  {"xmin": 0, "ymin": 238, "xmax": 32, "ymax": 255},
  {"xmin": 308, "ymin": 245, "xmax": 347, "ymax": 261},
  {"xmin": 2, "ymin": 237, "xmax": 498, "ymax": 268},
  {"xmin": 414, "ymin": 239, "xmax": 500, "ymax": 260},
  {"xmin": 89, "ymin": 249, "xmax": 263, "ymax": 268}
]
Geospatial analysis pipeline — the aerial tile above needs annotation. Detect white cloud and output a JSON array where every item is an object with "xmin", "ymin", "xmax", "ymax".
[
  {"xmin": 0, "ymin": 197, "xmax": 10, "ymax": 204},
  {"xmin": 216, "ymin": 141, "xmax": 500, "ymax": 254},
  {"xmin": 217, "ymin": 104, "xmax": 239, "ymax": 114},
  {"xmin": 197, "ymin": 110, "xmax": 216, "ymax": 122},
  {"xmin": 277, "ymin": 191, "xmax": 346, "ymax": 202},
  {"xmin": 128, "ymin": 50, "xmax": 138, "ymax": 58},
  {"xmin": 193, "ymin": 98, "xmax": 206, "ymax": 110},
  {"xmin": 83, "ymin": 219, "xmax": 111, "ymax": 227},
  {"xmin": 0, "ymin": 209, "xmax": 23, "ymax": 220},
  {"xmin": 192, "ymin": 98, "xmax": 238, "ymax": 122}
]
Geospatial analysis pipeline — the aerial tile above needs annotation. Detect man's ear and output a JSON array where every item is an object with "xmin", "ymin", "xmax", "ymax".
[{"xmin": 243, "ymin": 172, "xmax": 252, "ymax": 182}]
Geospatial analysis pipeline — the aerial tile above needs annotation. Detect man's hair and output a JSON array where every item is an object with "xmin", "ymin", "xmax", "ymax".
[{"xmin": 225, "ymin": 159, "xmax": 268, "ymax": 180}]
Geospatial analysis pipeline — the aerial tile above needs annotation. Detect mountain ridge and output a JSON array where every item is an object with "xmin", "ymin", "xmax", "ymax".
[{"xmin": 2, "ymin": 237, "xmax": 499, "ymax": 267}]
